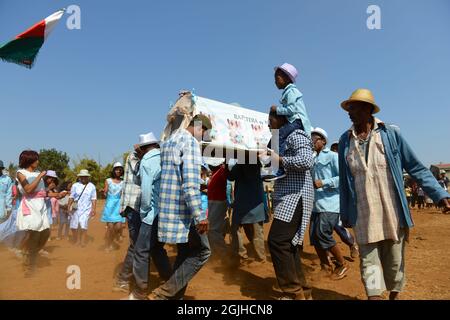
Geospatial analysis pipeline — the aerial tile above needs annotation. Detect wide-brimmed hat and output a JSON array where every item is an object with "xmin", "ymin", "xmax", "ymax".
[
  {"xmin": 0, "ymin": 160, "xmax": 4, "ymax": 169},
  {"xmin": 274, "ymin": 63, "xmax": 298, "ymax": 83},
  {"xmin": 137, "ymin": 132, "xmax": 159, "ymax": 147},
  {"xmin": 341, "ymin": 88, "xmax": 380, "ymax": 114},
  {"xmin": 113, "ymin": 162, "xmax": 123, "ymax": 169},
  {"xmin": 440, "ymin": 170, "xmax": 447, "ymax": 174},
  {"xmin": 77, "ymin": 169, "xmax": 91, "ymax": 177},
  {"xmin": 311, "ymin": 127, "xmax": 328, "ymax": 143},
  {"xmin": 45, "ymin": 170, "xmax": 58, "ymax": 179}
]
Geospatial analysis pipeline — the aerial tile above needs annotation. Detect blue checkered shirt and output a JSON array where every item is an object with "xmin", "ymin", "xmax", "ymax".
[
  {"xmin": 158, "ymin": 129, "xmax": 204, "ymax": 244},
  {"xmin": 273, "ymin": 130, "xmax": 315, "ymax": 245}
]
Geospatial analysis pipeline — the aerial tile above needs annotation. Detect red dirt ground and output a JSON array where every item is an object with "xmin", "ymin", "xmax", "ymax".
[{"xmin": 1, "ymin": 201, "xmax": 449, "ymax": 300}]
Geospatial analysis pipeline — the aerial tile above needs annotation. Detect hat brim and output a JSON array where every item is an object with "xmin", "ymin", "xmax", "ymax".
[
  {"xmin": 77, "ymin": 174, "xmax": 91, "ymax": 177},
  {"xmin": 137, "ymin": 141, "xmax": 159, "ymax": 148},
  {"xmin": 341, "ymin": 99, "xmax": 380, "ymax": 114}
]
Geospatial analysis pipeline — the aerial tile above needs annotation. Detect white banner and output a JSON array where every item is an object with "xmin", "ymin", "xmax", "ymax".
[{"xmin": 193, "ymin": 96, "xmax": 271, "ymax": 151}]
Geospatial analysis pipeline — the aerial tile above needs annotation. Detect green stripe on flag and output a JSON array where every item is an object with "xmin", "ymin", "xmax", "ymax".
[{"xmin": 0, "ymin": 37, "xmax": 45, "ymax": 68}]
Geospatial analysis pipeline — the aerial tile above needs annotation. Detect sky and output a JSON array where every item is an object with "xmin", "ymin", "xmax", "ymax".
[{"xmin": 1, "ymin": 0, "xmax": 449, "ymax": 168}]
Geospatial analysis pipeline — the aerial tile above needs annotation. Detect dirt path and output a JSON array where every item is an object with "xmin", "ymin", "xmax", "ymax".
[{"xmin": 1, "ymin": 202, "xmax": 449, "ymax": 300}]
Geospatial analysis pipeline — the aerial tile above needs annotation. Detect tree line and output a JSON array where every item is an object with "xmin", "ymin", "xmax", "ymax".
[{"xmin": 5, "ymin": 148, "xmax": 128, "ymax": 198}]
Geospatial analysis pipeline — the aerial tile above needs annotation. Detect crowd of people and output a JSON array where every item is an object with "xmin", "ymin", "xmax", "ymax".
[{"xmin": 1, "ymin": 62, "xmax": 450, "ymax": 300}]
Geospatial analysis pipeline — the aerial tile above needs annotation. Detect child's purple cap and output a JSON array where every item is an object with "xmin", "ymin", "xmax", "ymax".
[{"xmin": 274, "ymin": 63, "xmax": 298, "ymax": 83}]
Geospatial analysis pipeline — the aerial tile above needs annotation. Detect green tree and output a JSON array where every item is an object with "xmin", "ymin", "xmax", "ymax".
[{"xmin": 38, "ymin": 148, "xmax": 70, "ymax": 180}]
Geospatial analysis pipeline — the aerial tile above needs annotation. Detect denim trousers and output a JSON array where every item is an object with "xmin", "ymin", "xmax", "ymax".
[
  {"xmin": 153, "ymin": 225, "xmax": 211, "ymax": 300},
  {"xmin": 132, "ymin": 216, "xmax": 172, "ymax": 299},
  {"xmin": 116, "ymin": 208, "xmax": 142, "ymax": 283}
]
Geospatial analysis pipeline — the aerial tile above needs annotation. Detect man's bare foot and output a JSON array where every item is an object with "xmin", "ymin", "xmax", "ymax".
[{"xmin": 368, "ymin": 295, "xmax": 383, "ymax": 300}]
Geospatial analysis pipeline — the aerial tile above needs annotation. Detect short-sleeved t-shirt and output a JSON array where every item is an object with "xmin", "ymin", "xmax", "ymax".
[{"xmin": 70, "ymin": 182, "xmax": 97, "ymax": 215}]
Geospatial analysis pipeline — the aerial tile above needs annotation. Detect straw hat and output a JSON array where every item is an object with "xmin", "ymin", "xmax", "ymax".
[
  {"xmin": 77, "ymin": 169, "xmax": 91, "ymax": 177},
  {"xmin": 341, "ymin": 88, "xmax": 380, "ymax": 114}
]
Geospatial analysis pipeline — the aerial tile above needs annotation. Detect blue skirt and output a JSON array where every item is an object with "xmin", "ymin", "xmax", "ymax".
[{"xmin": 101, "ymin": 194, "xmax": 125, "ymax": 223}]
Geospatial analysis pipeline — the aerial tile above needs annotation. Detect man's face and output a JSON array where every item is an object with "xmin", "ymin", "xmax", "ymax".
[
  {"xmin": 268, "ymin": 115, "xmax": 282, "ymax": 130},
  {"xmin": 80, "ymin": 176, "xmax": 89, "ymax": 185},
  {"xmin": 134, "ymin": 145, "xmax": 144, "ymax": 159},
  {"xmin": 193, "ymin": 124, "xmax": 208, "ymax": 142},
  {"xmin": 347, "ymin": 102, "xmax": 373, "ymax": 126}
]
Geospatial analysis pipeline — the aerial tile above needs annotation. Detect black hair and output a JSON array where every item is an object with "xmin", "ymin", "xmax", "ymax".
[
  {"xmin": 275, "ymin": 68, "xmax": 293, "ymax": 85},
  {"xmin": 269, "ymin": 110, "xmax": 288, "ymax": 125}
]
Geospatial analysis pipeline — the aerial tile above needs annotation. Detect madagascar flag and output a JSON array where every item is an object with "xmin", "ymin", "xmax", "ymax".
[{"xmin": 0, "ymin": 9, "xmax": 65, "ymax": 68}]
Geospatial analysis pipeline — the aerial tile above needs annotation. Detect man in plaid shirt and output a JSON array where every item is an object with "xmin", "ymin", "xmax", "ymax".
[
  {"xmin": 261, "ymin": 111, "xmax": 315, "ymax": 300},
  {"xmin": 150, "ymin": 114, "xmax": 212, "ymax": 300}
]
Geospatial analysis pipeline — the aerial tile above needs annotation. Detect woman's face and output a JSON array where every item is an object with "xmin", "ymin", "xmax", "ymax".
[
  {"xmin": 31, "ymin": 159, "xmax": 39, "ymax": 170},
  {"xmin": 114, "ymin": 167, "xmax": 123, "ymax": 178}
]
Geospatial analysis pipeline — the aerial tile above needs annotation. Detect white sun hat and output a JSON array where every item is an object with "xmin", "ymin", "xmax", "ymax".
[
  {"xmin": 113, "ymin": 162, "xmax": 123, "ymax": 169},
  {"xmin": 311, "ymin": 127, "xmax": 329, "ymax": 143},
  {"xmin": 138, "ymin": 132, "xmax": 159, "ymax": 147}
]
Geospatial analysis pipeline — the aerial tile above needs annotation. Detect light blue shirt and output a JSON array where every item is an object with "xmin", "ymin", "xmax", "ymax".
[
  {"xmin": 139, "ymin": 148, "xmax": 161, "ymax": 225},
  {"xmin": 0, "ymin": 174, "xmax": 14, "ymax": 221},
  {"xmin": 276, "ymin": 83, "xmax": 312, "ymax": 135},
  {"xmin": 313, "ymin": 148, "xmax": 340, "ymax": 213}
]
